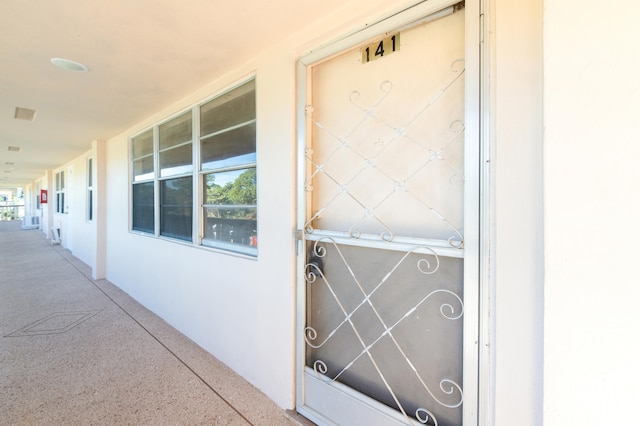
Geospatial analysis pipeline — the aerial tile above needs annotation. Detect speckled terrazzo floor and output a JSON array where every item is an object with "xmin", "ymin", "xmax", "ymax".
[{"xmin": 0, "ymin": 220, "xmax": 311, "ymax": 426}]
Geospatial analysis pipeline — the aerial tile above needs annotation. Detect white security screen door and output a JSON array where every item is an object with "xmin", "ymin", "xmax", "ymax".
[{"xmin": 296, "ymin": 1, "xmax": 479, "ymax": 425}]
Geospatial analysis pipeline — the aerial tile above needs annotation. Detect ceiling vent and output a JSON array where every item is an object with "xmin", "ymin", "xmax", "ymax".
[
  {"xmin": 7, "ymin": 146, "xmax": 21, "ymax": 152},
  {"xmin": 14, "ymin": 107, "xmax": 37, "ymax": 121}
]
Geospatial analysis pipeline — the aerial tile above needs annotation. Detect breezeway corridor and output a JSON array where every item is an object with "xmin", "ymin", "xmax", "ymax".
[{"xmin": 0, "ymin": 221, "xmax": 308, "ymax": 425}]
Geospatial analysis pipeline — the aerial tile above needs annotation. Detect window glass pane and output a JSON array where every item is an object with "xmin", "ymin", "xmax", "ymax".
[
  {"xmin": 36, "ymin": 182, "xmax": 41, "ymax": 210},
  {"xmin": 133, "ymin": 156, "xmax": 154, "ymax": 181},
  {"xmin": 88, "ymin": 189, "xmax": 93, "ymax": 222},
  {"xmin": 160, "ymin": 176, "xmax": 192, "ymax": 241},
  {"xmin": 201, "ymin": 123, "xmax": 256, "ymax": 170},
  {"xmin": 200, "ymin": 80, "xmax": 255, "ymax": 137},
  {"xmin": 55, "ymin": 171, "xmax": 65, "ymax": 190},
  {"xmin": 132, "ymin": 130, "xmax": 153, "ymax": 159},
  {"xmin": 88, "ymin": 158, "xmax": 93, "ymax": 187},
  {"xmin": 204, "ymin": 168, "xmax": 256, "ymax": 205},
  {"xmin": 132, "ymin": 182, "xmax": 154, "ymax": 233},
  {"xmin": 57, "ymin": 193, "xmax": 65, "ymax": 214},
  {"xmin": 160, "ymin": 144, "xmax": 193, "ymax": 177},
  {"xmin": 203, "ymin": 207, "xmax": 257, "ymax": 248},
  {"xmin": 159, "ymin": 111, "xmax": 192, "ymax": 150},
  {"xmin": 203, "ymin": 168, "xmax": 257, "ymax": 250}
]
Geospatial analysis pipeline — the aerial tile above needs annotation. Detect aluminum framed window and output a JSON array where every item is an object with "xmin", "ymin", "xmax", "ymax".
[
  {"xmin": 36, "ymin": 181, "xmax": 41, "ymax": 210},
  {"xmin": 87, "ymin": 157, "xmax": 94, "ymax": 222},
  {"xmin": 55, "ymin": 170, "xmax": 65, "ymax": 214},
  {"xmin": 158, "ymin": 111, "xmax": 193, "ymax": 241},
  {"xmin": 129, "ymin": 77, "xmax": 256, "ymax": 256},
  {"xmin": 131, "ymin": 129, "xmax": 155, "ymax": 233},
  {"xmin": 200, "ymin": 79, "xmax": 257, "ymax": 255}
]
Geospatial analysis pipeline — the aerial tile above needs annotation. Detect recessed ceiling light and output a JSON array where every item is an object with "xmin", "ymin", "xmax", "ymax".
[{"xmin": 51, "ymin": 57, "xmax": 89, "ymax": 72}]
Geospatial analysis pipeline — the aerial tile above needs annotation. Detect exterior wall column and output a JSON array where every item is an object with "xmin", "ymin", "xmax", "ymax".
[
  {"xmin": 490, "ymin": 0, "xmax": 544, "ymax": 424},
  {"xmin": 43, "ymin": 170, "xmax": 54, "ymax": 240},
  {"xmin": 92, "ymin": 139, "xmax": 107, "ymax": 279}
]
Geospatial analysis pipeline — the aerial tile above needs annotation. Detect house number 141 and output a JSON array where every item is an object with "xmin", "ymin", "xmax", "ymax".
[{"xmin": 361, "ymin": 33, "xmax": 400, "ymax": 64}]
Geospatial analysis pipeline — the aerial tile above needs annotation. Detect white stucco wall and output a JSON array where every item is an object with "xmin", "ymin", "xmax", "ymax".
[
  {"xmin": 104, "ymin": 61, "xmax": 299, "ymax": 408},
  {"xmin": 66, "ymin": 151, "xmax": 95, "ymax": 268},
  {"xmin": 543, "ymin": 1, "xmax": 640, "ymax": 425},
  {"xmin": 43, "ymin": 151, "xmax": 96, "ymax": 267}
]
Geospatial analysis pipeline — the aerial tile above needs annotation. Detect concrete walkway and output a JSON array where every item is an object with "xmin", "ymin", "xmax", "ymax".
[{"xmin": 0, "ymin": 221, "xmax": 307, "ymax": 425}]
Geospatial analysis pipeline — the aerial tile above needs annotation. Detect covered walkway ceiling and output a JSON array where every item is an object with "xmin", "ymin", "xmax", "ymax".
[{"xmin": 0, "ymin": 0, "xmax": 359, "ymax": 190}]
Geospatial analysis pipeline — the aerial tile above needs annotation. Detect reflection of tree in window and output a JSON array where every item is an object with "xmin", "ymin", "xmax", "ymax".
[
  {"xmin": 206, "ymin": 169, "xmax": 256, "ymax": 219},
  {"xmin": 204, "ymin": 168, "xmax": 257, "ymax": 247}
]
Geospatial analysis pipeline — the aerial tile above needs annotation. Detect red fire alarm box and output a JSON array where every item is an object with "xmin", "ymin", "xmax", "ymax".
[{"xmin": 40, "ymin": 189, "xmax": 48, "ymax": 204}]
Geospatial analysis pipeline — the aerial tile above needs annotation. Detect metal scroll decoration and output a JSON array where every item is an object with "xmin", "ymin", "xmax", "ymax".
[
  {"xmin": 303, "ymin": 60, "xmax": 466, "ymax": 425},
  {"xmin": 305, "ymin": 239, "xmax": 463, "ymax": 426},
  {"xmin": 304, "ymin": 59, "xmax": 466, "ymax": 249}
]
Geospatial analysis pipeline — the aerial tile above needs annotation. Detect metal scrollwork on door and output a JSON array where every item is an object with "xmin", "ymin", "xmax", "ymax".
[
  {"xmin": 304, "ymin": 61, "xmax": 466, "ymax": 249},
  {"xmin": 304, "ymin": 57, "xmax": 466, "ymax": 425},
  {"xmin": 305, "ymin": 239, "xmax": 463, "ymax": 425}
]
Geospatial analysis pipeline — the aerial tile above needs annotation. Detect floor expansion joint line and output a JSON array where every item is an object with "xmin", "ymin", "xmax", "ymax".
[{"xmin": 51, "ymin": 245, "xmax": 255, "ymax": 426}]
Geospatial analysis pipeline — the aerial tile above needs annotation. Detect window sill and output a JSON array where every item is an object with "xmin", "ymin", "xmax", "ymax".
[{"xmin": 128, "ymin": 229, "xmax": 259, "ymax": 260}]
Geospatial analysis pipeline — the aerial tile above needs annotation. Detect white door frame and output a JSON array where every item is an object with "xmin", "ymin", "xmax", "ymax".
[{"xmin": 295, "ymin": 0, "xmax": 487, "ymax": 424}]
